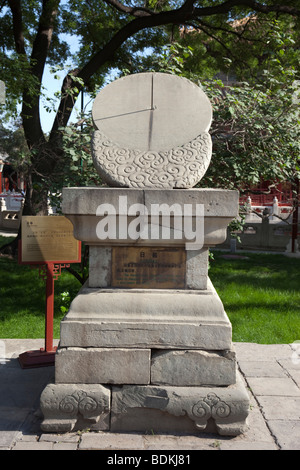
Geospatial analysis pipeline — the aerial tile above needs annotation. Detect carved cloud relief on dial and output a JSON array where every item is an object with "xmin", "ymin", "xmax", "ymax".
[{"xmin": 92, "ymin": 130, "xmax": 212, "ymax": 189}]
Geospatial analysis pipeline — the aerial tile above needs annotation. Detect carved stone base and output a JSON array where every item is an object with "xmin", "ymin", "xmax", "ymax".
[
  {"xmin": 110, "ymin": 372, "xmax": 249, "ymax": 436},
  {"xmin": 40, "ymin": 373, "xmax": 249, "ymax": 436},
  {"xmin": 40, "ymin": 384, "xmax": 111, "ymax": 433}
]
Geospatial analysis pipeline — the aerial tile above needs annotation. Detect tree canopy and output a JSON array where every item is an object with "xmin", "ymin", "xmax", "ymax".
[{"xmin": 0, "ymin": 0, "xmax": 299, "ymax": 214}]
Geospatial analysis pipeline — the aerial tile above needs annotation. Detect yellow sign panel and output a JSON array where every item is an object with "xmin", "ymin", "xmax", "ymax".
[
  {"xmin": 21, "ymin": 216, "xmax": 80, "ymax": 264},
  {"xmin": 112, "ymin": 246, "xmax": 186, "ymax": 289}
]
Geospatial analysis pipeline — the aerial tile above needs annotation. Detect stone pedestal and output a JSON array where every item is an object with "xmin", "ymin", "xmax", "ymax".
[{"xmin": 40, "ymin": 187, "xmax": 250, "ymax": 435}]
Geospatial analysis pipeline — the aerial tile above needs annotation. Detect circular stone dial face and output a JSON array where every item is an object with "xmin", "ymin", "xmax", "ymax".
[{"xmin": 92, "ymin": 72, "xmax": 212, "ymax": 152}]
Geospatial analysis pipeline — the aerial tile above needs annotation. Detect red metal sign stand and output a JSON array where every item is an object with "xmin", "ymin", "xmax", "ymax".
[
  {"xmin": 18, "ymin": 262, "xmax": 70, "ymax": 369},
  {"xmin": 18, "ymin": 234, "xmax": 81, "ymax": 369}
]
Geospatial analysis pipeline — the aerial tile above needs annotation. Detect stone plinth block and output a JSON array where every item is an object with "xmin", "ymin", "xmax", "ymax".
[
  {"xmin": 55, "ymin": 347, "xmax": 151, "ymax": 384},
  {"xmin": 40, "ymin": 383, "xmax": 110, "ymax": 433},
  {"xmin": 89, "ymin": 246, "xmax": 112, "ymax": 288},
  {"xmin": 62, "ymin": 188, "xmax": 239, "ymax": 247},
  {"xmin": 186, "ymin": 249, "xmax": 208, "ymax": 290},
  {"xmin": 88, "ymin": 245, "xmax": 209, "ymax": 290},
  {"xmin": 110, "ymin": 373, "xmax": 249, "ymax": 436},
  {"xmin": 60, "ymin": 280, "xmax": 232, "ymax": 350},
  {"xmin": 151, "ymin": 349, "xmax": 236, "ymax": 386}
]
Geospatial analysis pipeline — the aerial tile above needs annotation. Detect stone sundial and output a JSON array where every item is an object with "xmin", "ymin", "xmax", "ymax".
[
  {"xmin": 41, "ymin": 72, "xmax": 250, "ymax": 437},
  {"xmin": 91, "ymin": 72, "xmax": 213, "ymax": 188}
]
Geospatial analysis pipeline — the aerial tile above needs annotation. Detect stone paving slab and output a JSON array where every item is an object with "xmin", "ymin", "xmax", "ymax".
[
  {"xmin": 237, "ymin": 360, "xmax": 287, "ymax": 378},
  {"xmin": 1, "ymin": 340, "xmax": 300, "ymax": 450},
  {"xmin": 256, "ymin": 396, "xmax": 300, "ymax": 421},
  {"xmin": 267, "ymin": 420, "xmax": 300, "ymax": 450},
  {"xmin": 234, "ymin": 343, "xmax": 293, "ymax": 361},
  {"xmin": 278, "ymin": 359, "xmax": 300, "ymax": 387},
  {"xmin": 246, "ymin": 376, "xmax": 300, "ymax": 397}
]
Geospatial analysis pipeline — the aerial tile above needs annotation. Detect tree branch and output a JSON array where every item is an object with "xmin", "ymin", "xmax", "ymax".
[
  {"xmin": 193, "ymin": 0, "xmax": 300, "ymax": 18},
  {"xmin": 103, "ymin": 0, "xmax": 154, "ymax": 17},
  {"xmin": 30, "ymin": 0, "xmax": 60, "ymax": 82},
  {"xmin": 8, "ymin": 0, "xmax": 26, "ymax": 55},
  {"xmin": 50, "ymin": 0, "xmax": 300, "ymax": 138},
  {"xmin": 191, "ymin": 16, "xmax": 263, "ymax": 42},
  {"xmin": 22, "ymin": 0, "xmax": 60, "ymax": 150}
]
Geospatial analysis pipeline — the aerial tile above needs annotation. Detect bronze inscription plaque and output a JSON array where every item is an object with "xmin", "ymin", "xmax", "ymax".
[
  {"xmin": 112, "ymin": 246, "xmax": 186, "ymax": 289},
  {"xmin": 21, "ymin": 216, "xmax": 80, "ymax": 264}
]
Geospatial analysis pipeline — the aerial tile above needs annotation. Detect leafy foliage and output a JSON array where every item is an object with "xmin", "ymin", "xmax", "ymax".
[
  {"xmin": 0, "ymin": 0, "xmax": 299, "ymax": 219},
  {"xmin": 135, "ymin": 35, "xmax": 300, "ymax": 194},
  {"xmin": 201, "ymin": 75, "xmax": 300, "ymax": 192},
  {"xmin": 47, "ymin": 115, "xmax": 101, "ymax": 211}
]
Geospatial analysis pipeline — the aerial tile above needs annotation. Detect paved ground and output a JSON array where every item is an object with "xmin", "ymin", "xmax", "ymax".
[{"xmin": 1, "ymin": 339, "xmax": 300, "ymax": 451}]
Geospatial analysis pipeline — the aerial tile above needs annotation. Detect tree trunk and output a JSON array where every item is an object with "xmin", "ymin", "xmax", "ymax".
[{"xmin": 13, "ymin": 0, "xmax": 300, "ymax": 217}]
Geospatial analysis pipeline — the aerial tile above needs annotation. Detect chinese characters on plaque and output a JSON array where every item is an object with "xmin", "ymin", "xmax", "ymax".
[
  {"xmin": 21, "ymin": 216, "xmax": 80, "ymax": 264},
  {"xmin": 112, "ymin": 246, "xmax": 186, "ymax": 289}
]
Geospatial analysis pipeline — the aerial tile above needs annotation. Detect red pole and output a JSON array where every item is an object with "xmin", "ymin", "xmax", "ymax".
[
  {"xmin": 45, "ymin": 263, "xmax": 55, "ymax": 353},
  {"xmin": 18, "ymin": 262, "xmax": 57, "ymax": 367}
]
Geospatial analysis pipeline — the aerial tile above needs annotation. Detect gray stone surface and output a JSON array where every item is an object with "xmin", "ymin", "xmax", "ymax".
[
  {"xmin": 237, "ymin": 360, "xmax": 287, "ymax": 377},
  {"xmin": 88, "ymin": 245, "xmax": 209, "ymax": 289},
  {"xmin": 61, "ymin": 320, "xmax": 232, "ymax": 351},
  {"xmin": 80, "ymin": 432, "xmax": 145, "ymax": 450},
  {"xmin": 55, "ymin": 347, "xmax": 151, "ymax": 384},
  {"xmin": 48, "ymin": 91, "xmax": 244, "ymax": 442},
  {"xmin": 2, "ymin": 340, "xmax": 300, "ymax": 450},
  {"xmin": 91, "ymin": 73, "xmax": 214, "ymax": 188},
  {"xmin": 219, "ymin": 441, "xmax": 278, "ymax": 450},
  {"xmin": 0, "ymin": 340, "xmax": 58, "ymax": 449},
  {"xmin": 267, "ymin": 420, "xmax": 300, "ymax": 450},
  {"xmin": 246, "ymin": 376, "xmax": 300, "ymax": 397},
  {"xmin": 88, "ymin": 246, "xmax": 111, "ymax": 288},
  {"xmin": 186, "ymin": 248, "xmax": 208, "ymax": 289},
  {"xmin": 64, "ymin": 278, "xmax": 226, "ymax": 322},
  {"xmin": 62, "ymin": 187, "xmax": 239, "ymax": 217},
  {"xmin": 0, "ymin": 409, "xmax": 32, "ymax": 449},
  {"xmin": 40, "ymin": 383, "xmax": 111, "ymax": 433},
  {"xmin": 255, "ymin": 396, "xmax": 300, "ymax": 421},
  {"xmin": 62, "ymin": 187, "xmax": 239, "ymax": 247},
  {"xmin": 278, "ymin": 359, "xmax": 300, "ymax": 387},
  {"xmin": 13, "ymin": 441, "xmax": 54, "ymax": 450},
  {"xmin": 92, "ymin": 73, "xmax": 212, "ymax": 151},
  {"xmin": 60, "ymin": 280, "xmax": 232, "ymax": 350},
  {"xmin": 151, "ymin": 349, "xmax": 236, "ymax": 386},
  {"xmin": 234, "ymin": 342, "xmax": 292, "ymax": 361},
  {"xmin": 92, "ymin": 131, "xmax": 212, "ymax": 189},
  {"xmin": 110, "ymin": 372, "xmax": 250, "ymax": 436}
]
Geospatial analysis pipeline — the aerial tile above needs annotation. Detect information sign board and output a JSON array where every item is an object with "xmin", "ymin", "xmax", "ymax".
[{"xmin": 20, "ymin": 216, "xmax": 80, "ymax": 264}]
